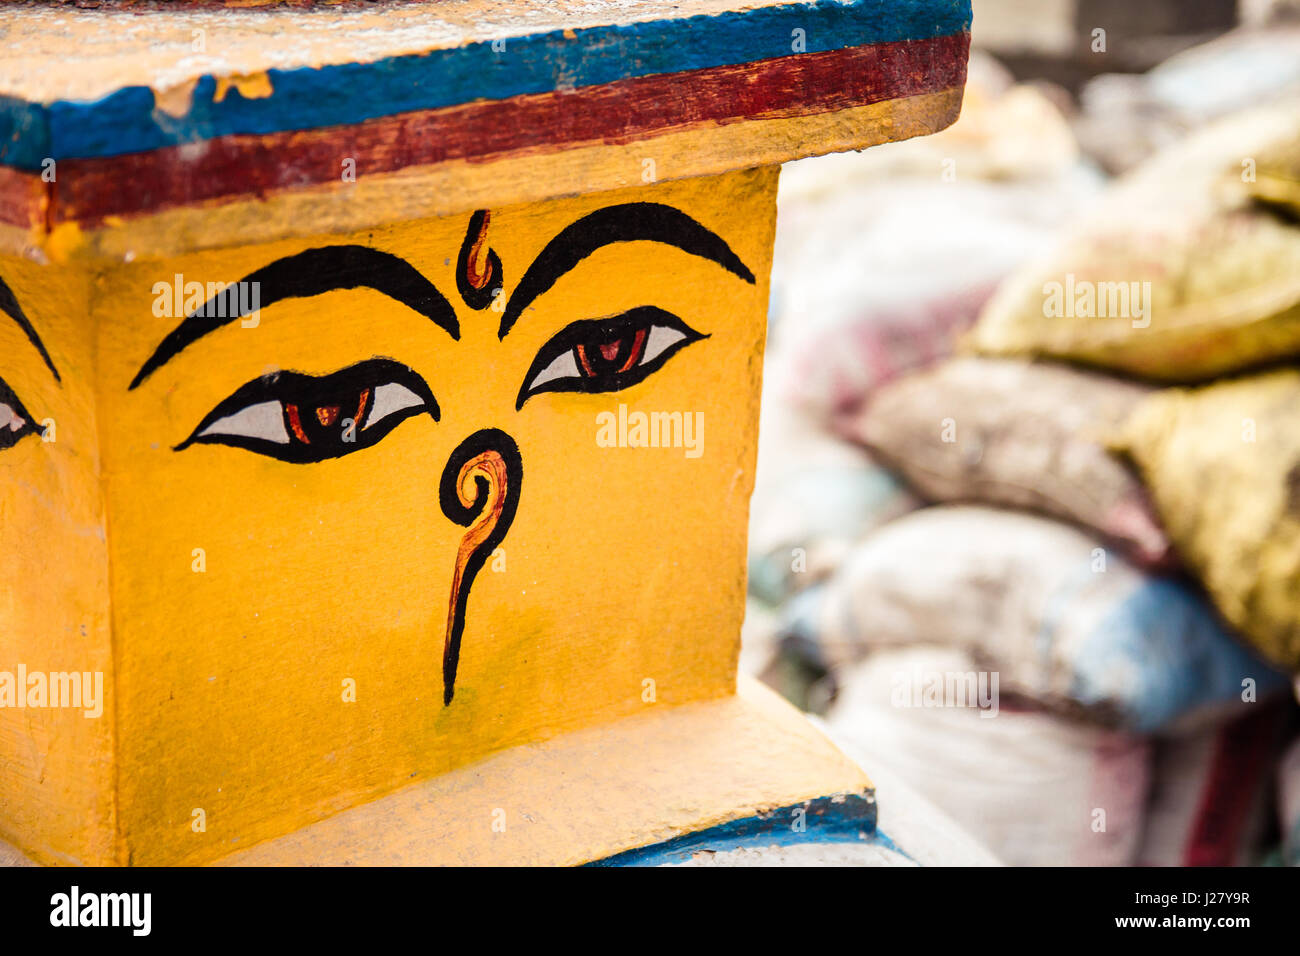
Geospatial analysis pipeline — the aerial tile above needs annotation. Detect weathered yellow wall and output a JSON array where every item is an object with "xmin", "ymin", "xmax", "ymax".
[
  {"xmin": 0, "ymin": 256, "xmax": 115, "ymax": 866},
  {"xmin": 75, "ymin": 167, "xmax": 774, "ymax": 864}
]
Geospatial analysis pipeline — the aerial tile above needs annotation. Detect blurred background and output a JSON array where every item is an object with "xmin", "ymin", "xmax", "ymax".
[{"xmin": 748, "ymin": 0, "xmax": 1300, "ymax": 866}]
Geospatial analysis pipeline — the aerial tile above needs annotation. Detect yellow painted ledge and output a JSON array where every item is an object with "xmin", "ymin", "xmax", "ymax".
[
  {"xmin": 212, "ymin": 677, "xmax": 872, "ymax": 866},
  {"xmin": 0, "ymin": 677, "xmax": 873, "ymax": 868}
]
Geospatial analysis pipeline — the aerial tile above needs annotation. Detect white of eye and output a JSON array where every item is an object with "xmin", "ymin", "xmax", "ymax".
[
  {"xmin": 199, "ymin": 400, "xmax": 289, "ymax": 444},
  {"xmin": 526, "ymin": 350, "xmax": 580, "ymax": 391},
  {"xmin": 641, "ymin": 325, "xmax": 687, "ymax": 363},
  {"xmin": 0, "ymin": 403, "xmax": 25, "ymax": 432},
  {"xmin": 367, "ymin": 382, "xmax": 424, "ymax": 426}
]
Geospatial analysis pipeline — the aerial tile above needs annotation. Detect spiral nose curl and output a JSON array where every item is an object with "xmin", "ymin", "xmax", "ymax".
[{"xmin": 438, "ymin": 428, "xmax": 523, "ymax": 705}]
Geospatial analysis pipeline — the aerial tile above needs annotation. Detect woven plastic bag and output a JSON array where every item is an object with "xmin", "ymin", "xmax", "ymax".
[
  {"xmin": 839, "ymin": 357, "xmax": 1171, "ymax": 567},
  {"xmin": 968, "ymin": 104, "xmax": 1300, "ymax": 382},
  {"xmin": 1113, "ymin": 368, "xmax": 1300, "ymax": 671},
  {"xmin": 825, "ymin": 645, "xmax": 1151, "ymax": 866},
  {"xmin": 782, "ymin": 506, "xmax": 1286, "ymax": 732}
]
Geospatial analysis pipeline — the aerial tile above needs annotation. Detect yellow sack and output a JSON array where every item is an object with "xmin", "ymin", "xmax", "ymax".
[
  {"xmin": 968, "ymin": 105, "xmax": 1300, "ymax": 383},
  {"xmin": 1112, "ymin": 369, "xmax": 1300, "ymax": 671}
]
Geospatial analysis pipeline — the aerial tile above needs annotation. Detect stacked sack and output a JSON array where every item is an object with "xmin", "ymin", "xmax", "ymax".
[
  {"xmin": 971, "ymin": 101, "xmax": 1300, "ymax": 865},
  {"xmin": 760, "ymin": 97, "xmax": 1300, "ymax": 866},
  {"xmin": 747, "ymin": 53, "xmax": 1102, "ymax": 628},
  {"xmin": 971, "ymin": 100, "xmax": 1300, "ymax": 677}
]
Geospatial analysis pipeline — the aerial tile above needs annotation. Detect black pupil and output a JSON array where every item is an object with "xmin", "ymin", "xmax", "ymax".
[{"xmin": 285, "ymin": 388, "xmax": 370, "ymax": 447}]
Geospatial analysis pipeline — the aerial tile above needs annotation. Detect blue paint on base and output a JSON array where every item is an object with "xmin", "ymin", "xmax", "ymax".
[
  {"xmin": 0, "ymin": 0, "xmax": 971, "ymax": 169},
  {"xmin": 586, "ymin": 792, "xmax": 913, "ymax": 866}
]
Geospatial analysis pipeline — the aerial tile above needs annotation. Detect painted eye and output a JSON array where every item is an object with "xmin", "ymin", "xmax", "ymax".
[
  {"xmin": 0, "ymin": 377, "xmax": 41, "ymax": 451},
  {"xmin": 516, "ymin": 306, "xmax": 704, "ymax": 409},
  {"xmin": 178, "ymin": 358, "xmax": 438, "ymax": 463}
]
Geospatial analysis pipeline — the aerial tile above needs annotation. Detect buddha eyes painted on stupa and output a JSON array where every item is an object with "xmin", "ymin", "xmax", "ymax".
[
  {"xmin": 127, "ymin": 201, "xmax": 751, "ymax": 466},
  {"xmin": 175, "ymin": 358, "xmax": 439, "ymax": 464},
  {"xmin": 516, "ymin": 306, "xmax": 705, "ymax": 409}
]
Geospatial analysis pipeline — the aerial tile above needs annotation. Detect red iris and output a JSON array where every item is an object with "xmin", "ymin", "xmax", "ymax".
[{"xmin": 575, "ymin": 327, "xmax": 649, "ymax": 378}]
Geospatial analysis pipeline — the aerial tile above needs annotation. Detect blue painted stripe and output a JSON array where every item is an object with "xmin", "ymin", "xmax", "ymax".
[
  {"xmin": 586, "ymin": 792, "xmax": 894, "ymax": 866},
  {"xmin": 0, "ymin": 0, "xmax": 970, "ymax": 170}
]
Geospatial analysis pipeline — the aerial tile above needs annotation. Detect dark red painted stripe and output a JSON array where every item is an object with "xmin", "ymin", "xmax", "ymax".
[
  {"xmin": 0, "ymin": 166, "xmax": 47, "ymax": 231},
  {"xmin": 23, "ymin": 32, "xmax": 966, "ymax": 229}
]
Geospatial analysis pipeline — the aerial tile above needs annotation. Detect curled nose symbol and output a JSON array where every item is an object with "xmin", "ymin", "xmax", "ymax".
[{"xmin": 438, "ymin": 428, "xmax": 522, "ymax": 705}]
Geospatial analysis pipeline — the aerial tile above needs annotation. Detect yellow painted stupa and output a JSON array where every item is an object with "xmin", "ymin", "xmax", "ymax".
[{"xmin": 0, "ymin": 0, "xmax": 971, "ymax": 866}]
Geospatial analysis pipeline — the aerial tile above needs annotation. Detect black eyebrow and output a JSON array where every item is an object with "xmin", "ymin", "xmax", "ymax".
[
  {"xmin": 499, "ymin": 203, "xmax": 755, "ymax": 338},
  {"xmin": 130, "ymin": 245, "xmax": 460, "ymax": 390},
  {"xmin": 0, "ymin": 274, "xmax": 60, "ymax": 382}
]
